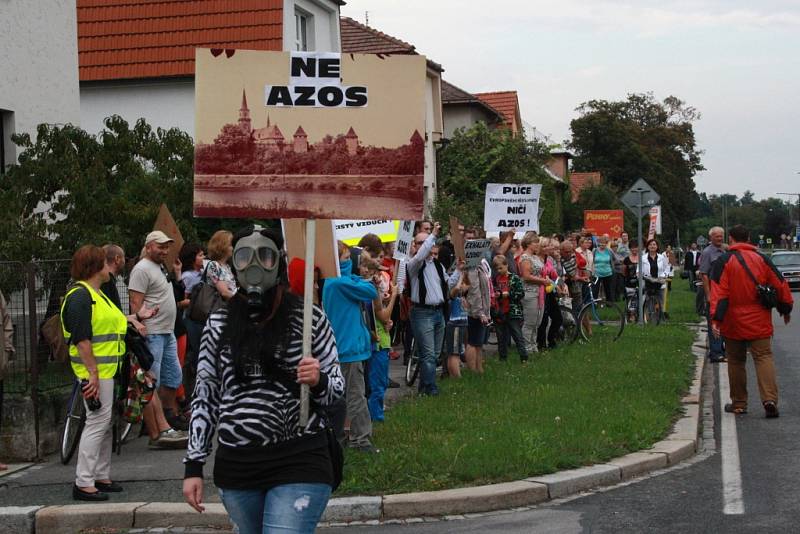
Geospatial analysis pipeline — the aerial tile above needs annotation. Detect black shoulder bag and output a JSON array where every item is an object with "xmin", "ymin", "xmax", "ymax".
[
  {"xmin": 187, "ymin": 263, "xmax": 223, "ymax": 323},
  {"xmin": 733, "ymin": 252, "xmax": 778, "ymax": 310}
]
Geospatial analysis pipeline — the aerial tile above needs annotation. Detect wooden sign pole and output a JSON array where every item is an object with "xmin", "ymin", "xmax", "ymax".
[{"xmin": 300, "ymin": 219, "xmax": 315, "ymax": 427}]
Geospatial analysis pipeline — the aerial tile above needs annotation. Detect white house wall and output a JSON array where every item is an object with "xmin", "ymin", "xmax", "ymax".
[
  {"xmin": 80, "ymin": 79, "xmax": 195, "ymax": 136},
  {"xmin": 0, "ymin": 0, "xmax": 80, "ymax": 164},
  {"xmin": 283, "ymin": 0, "xmax": 341, "ymax": 52},
  {"xmin": 424, "ymin": 73, "xmax": 438, "ymax": 210}
]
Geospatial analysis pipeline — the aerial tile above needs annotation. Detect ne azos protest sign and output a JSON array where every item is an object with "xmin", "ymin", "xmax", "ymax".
[
  {"xmin": 193, "ymin": 49, "xmax": 427, "ymax": 220},
  {"xmin": 484, "ymin": 183, "xmax": 542, "ymax": 233}
]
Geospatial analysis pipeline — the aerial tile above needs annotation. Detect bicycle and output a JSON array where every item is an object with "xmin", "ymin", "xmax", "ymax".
[
  {"xmin": 404, "ymin": 337, "xmax": 419, "ymax": 386},
  {"xmin": 642, "ymin": 276, "xmax": 666, "ymax": 325},
  {"xmin": 624, "ymin": 285, "xmax": 639, "ymax": 324},
  {"xmin": 404, "ymin": 337, "xmax": 449, "ymax": 387},
  {"xmin": 547, "ymin": 277, "xmax": 578, "ymax": 344},
  {"xmin": 573, "ymin": 274, "xmax": 625, "ymax": 343},
  {"xmin": 556, "ymin": 295, "xmax": 579, "ymax": 343},
  {"xmin": 60, "ymin": 378, "xmax": 133, "ymax": 465},
  {"xmin": 60, "ymin": 378, "xmax": 86, "ymax": 464}
]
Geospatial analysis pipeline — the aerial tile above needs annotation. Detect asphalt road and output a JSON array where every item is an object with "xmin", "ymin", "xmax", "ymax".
[{"xmin": 325, "ymin": 312, "xmax": 800, "ymax": 533}]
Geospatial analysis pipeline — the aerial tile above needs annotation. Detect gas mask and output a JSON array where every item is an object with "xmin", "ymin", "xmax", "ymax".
[{"xmin": 233, "ymin": 226, "xmax": 282, "ymax": 308}]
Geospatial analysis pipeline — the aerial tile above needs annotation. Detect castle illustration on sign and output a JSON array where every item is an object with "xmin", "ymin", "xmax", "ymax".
[
  {"xmin": 235, "ymin": 89, "xmax": 422, "ymax": 156},
  {"xmin": 193, "ymin": 89, "xmax": 425, "ymax": 219}
]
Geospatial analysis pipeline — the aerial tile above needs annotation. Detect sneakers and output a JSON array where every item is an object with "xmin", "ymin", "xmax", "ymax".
[
  {"xmin": 387, "ymin": 379, "xmax": 400, "ymax": 389},
  {"xmin": 164, "ymin": 408, "xmax": 189, "ymax": 431},
  {"xmin": 764, "ymin": 401, "xmax": 780, "ymax": 418},
  {"xmin": 148, "ymin": 428, "xmax": 189, "ymax": 449}
]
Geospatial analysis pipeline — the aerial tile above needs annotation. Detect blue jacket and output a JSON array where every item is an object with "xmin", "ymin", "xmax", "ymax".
[{"xmin": 322, "ymin": 260, "xmax": 377, "ymax": 363}]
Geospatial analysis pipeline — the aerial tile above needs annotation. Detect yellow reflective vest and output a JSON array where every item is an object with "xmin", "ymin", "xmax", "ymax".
[{"xmin": 60, "ymin": 281, "xmax": 127, "ymax": 379}]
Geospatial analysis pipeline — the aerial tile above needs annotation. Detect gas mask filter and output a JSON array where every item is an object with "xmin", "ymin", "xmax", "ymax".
[{"xmin": 233, "ymin": 227, "xmax": 281, "ymax": 308}]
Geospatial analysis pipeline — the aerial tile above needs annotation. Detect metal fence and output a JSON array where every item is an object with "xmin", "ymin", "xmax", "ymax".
[{"xmin": 0, "ymin": 260, "xmax": 131, "ymax": 395}]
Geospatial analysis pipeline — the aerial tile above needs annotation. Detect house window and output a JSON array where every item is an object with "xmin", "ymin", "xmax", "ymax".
[
  {"xmin": 295, "ymin": 10, "xmax": 309, "ymax": 51},
  {"xmin": 0, "ymin": 109, "xmax": 14, "ymax": 172}
]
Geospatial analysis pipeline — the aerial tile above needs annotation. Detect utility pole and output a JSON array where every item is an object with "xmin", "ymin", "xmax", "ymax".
[
  {"xmin": 778, "ymin": 184, "xmax": 800, "ymax": 249},
  {"xmin": 776, "ymin": 191, "xmax": 800, "ymax": 225},
  {"xmin": 722, "ymin": 196, "xmax": 728, "ymax": 239}
]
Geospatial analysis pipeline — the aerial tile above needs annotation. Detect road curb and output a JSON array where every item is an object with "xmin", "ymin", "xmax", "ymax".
[
  {"xmin": 0, "ymin": 505, "xmax": 42, "ymax": 534},
  {"xmin": 10, "ymin": 327, "xmax": 709, "ymax": 531}
]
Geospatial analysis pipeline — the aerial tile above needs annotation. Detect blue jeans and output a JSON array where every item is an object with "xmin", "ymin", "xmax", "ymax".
[
  {"xmin": 410, "ymin": 307, "xmax": 445, "ymax": 395},
  {"xmin": 219, "ymin": 483, "xmax": 331, "ymax": 534},
  {"xmin": 367, "ymin": 349, "xmax": 389, "ymax": 422},
  {"xmin": 706, "ymin": 311, "xmax": 725, "ymax": 360},
  {"xmin": 145, "ymin": 333, "xmax": 182, "ymax": 389}
]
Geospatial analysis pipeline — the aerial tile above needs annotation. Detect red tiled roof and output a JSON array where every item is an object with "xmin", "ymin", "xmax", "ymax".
[
  {"xmin": 569, "ymin": 172, "xmax": 603, "ymax": 201},
  {"xmin": 77, "ymin": 0, "xmax": 284, "ymax": 81},
  {"xmin": 474, "ymin": 91, "xmax": 521, "ymax": 135},
  {"xmin": 441, "ymin": 80, "xmax": 504, "ymax": 123},
  {"xmin": 340, "ymin": 16, "xmax": 443, "ymax": 72}
]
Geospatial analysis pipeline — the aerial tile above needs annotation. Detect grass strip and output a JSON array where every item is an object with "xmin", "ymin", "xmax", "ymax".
[{"xmin": 338, "ymin": 285, "xmax": 699, "ymax": 496}]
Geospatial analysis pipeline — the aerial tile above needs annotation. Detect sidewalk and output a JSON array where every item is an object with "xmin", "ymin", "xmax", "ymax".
[{"xmin": 0, "ymin": 356, "xmax": 415, "ymax": 508}]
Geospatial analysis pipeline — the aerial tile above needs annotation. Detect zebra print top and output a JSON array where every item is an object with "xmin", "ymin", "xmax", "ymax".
[{"xmin": 184, "ymin": 303, "xmax": 344, "ymax": 473}]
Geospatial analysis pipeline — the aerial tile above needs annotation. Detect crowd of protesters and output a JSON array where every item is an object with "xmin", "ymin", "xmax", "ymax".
[{"xmin": 45, "ymin": 216, "xmax": 793, "ymax": 532}]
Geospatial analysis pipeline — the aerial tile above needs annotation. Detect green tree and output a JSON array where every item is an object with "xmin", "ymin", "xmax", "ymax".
[
  {"xmin": 563, "ymin": 183, "xmax": 625, "ymax": 232},
  {"xmin": 568, "ymin": 93, "xmax": 704, "ymax": 242},
  {"xmin": 0, "ymin": 117, "xmax": 196, "ymax": 261},
  {"xmin": 433, "ymin": 122, "xmax": 562, "ymax": 233},
  {"xmin": 0, "ymin": 117, "xmax": 262, "ymax": 263}
]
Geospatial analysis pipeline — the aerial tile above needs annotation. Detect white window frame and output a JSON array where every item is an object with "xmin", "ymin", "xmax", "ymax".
[
  {"xmin": 0, "ymin": 109, "xmax": 14, "ymax": 172},
  {"xmin": 294, "ymin": 9, "xmax": 313, "ymax": 51}
]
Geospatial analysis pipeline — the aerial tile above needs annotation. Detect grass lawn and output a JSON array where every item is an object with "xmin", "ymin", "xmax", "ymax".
[
  {"xmin": 665, "ymin": 274, "xmax": 705, "ymax": 324},
  {"xmin": 339, "ymin": 305, "xmax": 698, "ymax": 496}
]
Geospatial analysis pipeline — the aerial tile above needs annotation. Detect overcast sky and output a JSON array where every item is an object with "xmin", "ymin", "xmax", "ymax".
[{"xmin": 340, "ymin": 0, "xmax": 800, "ymax": 200}]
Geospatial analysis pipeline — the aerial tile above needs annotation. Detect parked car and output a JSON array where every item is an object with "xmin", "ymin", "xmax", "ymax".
[{"xmin": 772, "ymin": 251, "xmax": 800, "ymax": 291}]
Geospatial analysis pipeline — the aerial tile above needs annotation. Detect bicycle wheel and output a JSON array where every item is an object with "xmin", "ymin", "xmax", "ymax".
[
  {"xmin": 643, "ymin": 295, "xmax": 661, "ymax": 325},
  {"xmin": 113, "ymin": 409, "xmax": 133, "ymax": 455},
  {"xmin": 60, "ymin": 382, "xmax": 86, "ymax": 465},
  {"xmin": 578, "ymin": 299, "xmax": 625, "ymax": 343},
  {"xmin": 405, "ymin": 339, "xmax": 419, "ymax": 386},
  {"xmin": 120, "ymin": 422, "xmax": 133, "ymax": 443},
  {"xmin": 557, "ymin": 305, "xmax": 578, "ymax": 343}
]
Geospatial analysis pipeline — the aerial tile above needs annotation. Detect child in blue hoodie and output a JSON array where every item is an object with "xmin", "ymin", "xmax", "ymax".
[{"xmin": 322, "ymin": 242, "xmax": 380, "ymax": 453}]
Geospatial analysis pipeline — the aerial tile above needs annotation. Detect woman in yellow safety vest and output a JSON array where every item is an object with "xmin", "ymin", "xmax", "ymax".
[{"xmin": 60, "ymin": 245, "xmax": 156, "ymax": 501}]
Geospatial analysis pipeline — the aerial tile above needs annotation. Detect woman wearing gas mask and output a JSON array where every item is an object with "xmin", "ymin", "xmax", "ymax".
[{"xmin": 183, "ymin": 226, "xmax": 345, "ymax": 533}]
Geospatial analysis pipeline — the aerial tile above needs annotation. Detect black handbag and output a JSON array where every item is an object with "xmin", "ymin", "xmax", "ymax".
[
  {"xmin": 125, "ymin": 323, "xmax": 154, "ymax": 371},
  {"xmin": 187, "ymin": 264, "xmax": 222, "ymax": 323},
  {"xmin": 733, "ymin": 252, "xmax": 779, "ymax": 310}
]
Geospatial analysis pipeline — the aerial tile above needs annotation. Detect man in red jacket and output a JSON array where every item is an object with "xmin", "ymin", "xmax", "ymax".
[{"xmin": 710, "ymin": 225, "xmax": 793, "ymax": 418}]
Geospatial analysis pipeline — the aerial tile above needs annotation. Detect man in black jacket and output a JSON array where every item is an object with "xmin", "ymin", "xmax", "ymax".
[{"xmin": 684, "ymin": 242, "xmax": 701, "ymax": 291}]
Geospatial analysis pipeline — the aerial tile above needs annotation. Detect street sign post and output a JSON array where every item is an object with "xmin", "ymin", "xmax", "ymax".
[{"xmin": 621, "ymin": 178, "xmax": 660, "ymax": 325}]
